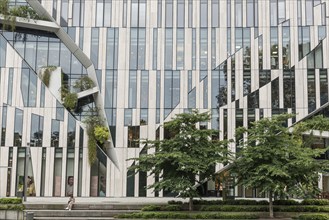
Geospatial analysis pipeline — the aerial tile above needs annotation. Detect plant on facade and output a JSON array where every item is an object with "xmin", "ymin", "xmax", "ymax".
[
  {"xmin": 231, "ymin": 114, "xmax": 329, "ymax": 218},
  {"xmin": 73, "ymin": 76, "xmax": 95, "ymax": 92},
  {"xmin": 1, "ymin": 1, "xmax": 46, "ymax": 31},
  {"xmin": 128, "ymin": 110, "xmax": 231, "ymax": 211},
  {"xmin": 83, "ymin": 108, "xmax": 108, "ymax": 164},
  {"xmin": 94, "ymin": 126, "xmax": 109, "ymax": 144},
  {"xmin": 60, "ymin": 85, "xmax": 78, "ymax": 110},
  {"xmin": 41, "ymin": 66, "xmax": 57, "ymax": 87}
]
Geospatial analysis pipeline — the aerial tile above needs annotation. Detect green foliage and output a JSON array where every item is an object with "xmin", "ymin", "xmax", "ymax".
[
  {"xmin": 192, "ymin": 199, "xmax": 269, "ymax": 206},
  {"xmin": 128, "ymin": 110, "xmax": 231, "ymax": 210},
  {"xmin": 141, "ymin": 205, "xmax": 182, "ymax": 212},
  {"xmin": 232, "ymin": 113, "xmax": 329, "ymax": 217},
  {"xmin": 200, "ymin": 205, "xmax": 329, "ymax": 212},
  {"xmin": 73, "ymin": 76, "xmax": 95, "ymax": 92},
  {"xmin": 62, "ymin": 92, "xmax": 78, "ymax": 110},
  {"xmin": 94, "ymin": 126, "xmax": 109, "ymax": 144},
  {"xmin": 168, "ymin": 200, "xmax": 183, "ymax": 205},
  {"xmin": 273, "ymin": 200, "xmax": 300, "ymax": 206},
  {"xmin": 0, "ymin": 198, "xmax": 22, "ymax": 204},
  {"xmin": 295, "ymin": 214, "xmax": 329, "ymax": 220},
  {"xmin": 116, "ymin": 212, "xmax": 259, "ymax": 219},
  {"xmin": 83, "ymin": 108, "xmax": 108, "ymax": 164},
  {"xmin": 0, "ymin": 204, "xmax": 24, "ymax": 211},
  {"xmin": 0, "ymin": 0, "xmax": 15, "ymax": 31},
  {"xmin": 9, "ymin": 5, "xmax": 41, "ymax": 20},
  {"xmin": 41, "ymin": 66, "xmax": 56, "ymax": 87},
  {"xmin": 302, "ymin": 199, "xmax": 329, "ymax": 206},
  {"xmin": 88, "ymin": 136, "xmax": 97, "ymax": 164}
]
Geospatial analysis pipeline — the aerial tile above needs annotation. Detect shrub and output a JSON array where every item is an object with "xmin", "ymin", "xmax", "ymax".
[
  {"xmin": 168, "ymin": 200, "xmax": 183, "ymax": 205},
  {"xmin": 9, "ymin": 5, "xmax": 41, "ymax": 20},
  {"xmin": 273, "ymin": 199, "xmax": 300, "ymax": 205},
  {"xmin": 73, "ymin": 76, "xmax": 95, "ymax": 92},
  {"xmin": 301, "ymin": 199, "xmax": 329, "ymax": 206},
  {"xmin": 294, "ymin": 214, "xmax": 329, "ymax": 220},
  {"xmin": 116, "ymin": 212, "xmax": 259, "ymax": 219},
  {"xmin": 0, "ymin": 204, "xmax": 24, "ymax": 211},
  {"xmin": 200, "ymin": 205, "xmax": 268, "ymax": 212},
  {"xmin": 161, "ymin": 205, "xmax": 182, "ymax": 211},
  {"xmin": 193, "ymin": 199, "xmax": 268, "ymax": 206},
  {"xmin": 0, "ymin": 198, "xmax": 22, "ymax": 204},
  {"xmin": 141, "ymin": 205, "xmax": 162, "ymax": 211},
  {"xmin": 63, "ymin": 92, "xmax": 78, "ymax": 110},
  {"xmin": 94, "ymin": 126, "xmax": 109, "ymax": 144}
]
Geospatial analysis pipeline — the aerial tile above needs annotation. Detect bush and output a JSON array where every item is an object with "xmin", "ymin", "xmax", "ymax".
[
  {"xmin": 141, "ymin": 205, "xmax": 162, "ymax": 211},
  {"xmin": 274, "ymin": 206, "xmax": 329, "ymax": 212},
  {"xmin": 273, "ymin": 199, "xmax": 300, "ymax": 205},
  {"xmin": 63, "ymin": 92, "xmax": 78, "ymax": 110},
  {"xmin": 302, "ymin": 199, "xmax": 329, "ymax": 206},
  {"xmin": 94, "ymin": 126, "xmax": 109, "ymax": 144},
  {"xmin": 0, "ymin": 198, "xmax": 22, "ymax": 204},
  {"xmin": 193, "ymin": 199, "xmax": 268, "ymax": 206},
  {"xmin": 200, "ymin": 205, "xmax": 268, "ymax": 212},
  {"xmin": 294, "ymin": 214, "xmax": 329, "ymax": 220},
  {"xmin": 0, "ymin": 204, "xmax": 24, "ymax": 211},
  {"xmin": 168, "ymin": 200, "xmax": 183, "ymax": 205},
  {"xmin": 116, "ymin": 212, "xmax": 259, "ymax": 219},
  {"xmin": 73, "ymin": 76, "xmax": 95, "ymax": 92}
]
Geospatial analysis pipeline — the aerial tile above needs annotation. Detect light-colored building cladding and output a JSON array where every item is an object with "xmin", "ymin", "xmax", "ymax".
[{"xmin": 0, "ymin": 0, "xmax": 329, "ymax": 198}]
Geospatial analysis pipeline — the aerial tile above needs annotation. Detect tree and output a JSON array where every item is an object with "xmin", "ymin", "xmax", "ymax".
[
  {"xmin": 128, "ymin": 110, "xmax": 231, "ymax": 211},
  {"xmin": 232, "ymin": 114, "xmax": 329, "ymax": 218}
]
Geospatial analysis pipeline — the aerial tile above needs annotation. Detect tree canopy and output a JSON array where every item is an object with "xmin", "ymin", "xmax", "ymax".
[
  {"xmin": 232, "ymin": 114, "xmax": 329, "ymax": 217},
  {"xmin": 128, "ymin": 110, "xmax": 231, "ymax": 210}
]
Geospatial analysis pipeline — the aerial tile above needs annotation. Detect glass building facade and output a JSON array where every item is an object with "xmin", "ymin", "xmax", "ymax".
[{"xmin": 1, "ymin": 0, "xmax": 329, "ymax": 198}]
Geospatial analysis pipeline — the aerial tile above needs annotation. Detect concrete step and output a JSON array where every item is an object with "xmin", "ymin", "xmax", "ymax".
[{"xmin": 27, "ymin": 209, "xmax": 137, "ymax": 218}]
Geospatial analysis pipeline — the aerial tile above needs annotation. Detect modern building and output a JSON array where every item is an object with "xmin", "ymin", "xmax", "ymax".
[{"xmin": 0, "ymin": 0, "xmax": 329, "ymax": 198}]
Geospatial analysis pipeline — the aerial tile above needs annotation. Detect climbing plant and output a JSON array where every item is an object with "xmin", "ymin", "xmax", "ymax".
[{"xmin": 83, "ymin": 108, "xmax": 109, "ymax": 164}]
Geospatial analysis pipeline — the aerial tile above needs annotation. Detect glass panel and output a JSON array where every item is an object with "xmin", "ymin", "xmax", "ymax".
[
  {"xmin": 128, "ymin": 71, "xmax": 137, "ymax": 108},
  {"xmin": 30, "ymin": 114, "xmax": 43, "ymax": 147},
  {"xmin": 177, "ymin": 0, "xmax": 185, "ymax": 27},
  {"xmin": 200, "ymin": 29, "xmax": 208, "ymax": 70},
  {"xmin": 131, "ymin": 0, "xmax": 138, "ymax": 27},
  {"xmin": 200, "ymin": 0, "xmax": 208, "ymax": 27},
  {"xmin": 278, "ymin": 0, "xmax": 286, "ymax": 23},
  {"xmin": 306, "ymin": 0, "xmax": 313, "ymax": 25},
  {"xmin": 128, "ymin": 126, "xmax": 140, "ymax": 148},
  {"xmin": 1, "ymin": 106, "xmax": 7, "ymax": 146},
  {"xmin": 53, "ymin": 148, "xmax": 62, "ymax": 196},
  {"xmin": 138, "ymin": 29, "xmax": 146, "ymax": 69},
  {"xmin": 308, "ymin": 70, "xmax": 316, "ymax": 113},
  {"xmin": 211, "ymin": 0, "xmax": 219, "ymax": 27},
  {"xmin": 67, "ymin": 114, "xmax": 76, "ymax": 148},
  {"xmin": 66, "ymin": 149, "xmax": 75, "ymax": 196},
  {"xmin": 165, "ymin": 0, "xmax": 173, "ymax": 27},
  {"xmin": 176, "ymin": 29, "xmax": 184, "ymax": 70},
  {"xmin": 165, "ymin": 29, "xmax": 173, "ymax": 69},
  {"xmin": 14, "ymin": 109, "xmax": 23, "ymax": 147},
  {"xmin": 96, "ymin": 0, "xmax": 104, "ymax": 26},
  {"xmin": 106, "ymin": 28, "xmax": 119, "ymax": 69},
  {"xmin": 270, "ymin": 27, "xmax": 279, "ymax": 69},
  {"xmin": 140, "ymin": 71, "xmax": 149, "ymax": 108},
  {"xmin": 235, "ymin": 0, "xmax": 242, "ymax": 27},
  {"xmin": 130, "ymin": 28, "xmax": 138, "ymax": 69},
  {"xmin": 153, "ymin": 29, "xmax": 158, "ymax": 70},
  {"xmin": 91, "ymin": 28, "xmax": 99, "ymax": 69},
  {"xmin": 320, "ymin": 70, "xmax": 328, "ymax": 106},
  {"xmin": 270, "ymin": 0, "xmax": 277, "ymax": 26}
]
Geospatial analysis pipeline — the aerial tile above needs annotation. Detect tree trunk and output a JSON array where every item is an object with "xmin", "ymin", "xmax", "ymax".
[
  {"xmin": 189, "ymin": 197, "xmax": 193, "ymax": 211},
  {"xmin": 269, "ymin": 191, "xmax": 274, "ymax": 218}
]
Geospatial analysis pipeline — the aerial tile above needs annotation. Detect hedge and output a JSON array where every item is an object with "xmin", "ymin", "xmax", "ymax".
[
  {"xmin": 117, "ymin": 212, "xmax": 259, "ymax": 219},
  {"xmin": 0, "ymin": 204, "xmax": 25, "ymax": 211},
  {"xmin": 301, "ymin": 199, "xmax": 329, "ymax": 206},
  {"xmin": 188, "ymin": 199, "xmax": 269, "ymax": 206},
  {"xmin": 294, "ymin": 214, "xmax": 329, "ymax": 220},
  {"xmin": 141, "ymin": 205, "xmax": 182, "ymax": 212},
  {"xmin": 200, "ymin": 205, "xmax": 329, "ymax": 212},
  {"xmin": 273, "ymin": 200, "xmax": 300, "ymax": 205},
  {"xmin": 0, "ymin": 198, "xmax": 22, "ymax": 204}
]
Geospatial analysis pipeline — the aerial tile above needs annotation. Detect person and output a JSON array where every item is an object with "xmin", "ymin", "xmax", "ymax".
[
  {"xmin": 27, "ymin": 176, "xmax": 36, "ymax": 196},
  {"xmin": 66, "ymin": 176, "xmax": 74, "ymax": 196},
  {"xmin": 65, "ymin": 194, "xmax": 75, "ymax": 211}
]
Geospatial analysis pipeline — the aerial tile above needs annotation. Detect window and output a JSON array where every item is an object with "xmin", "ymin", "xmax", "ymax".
[
  {"xmin": 106, "ymin": 28, "xmax": 119, "ymax": 69},
  {"xmin": 320, "ymin": 70, "xmax": 328, "ymax": 106},
  {"xmin": 51, "ymin": 119, "xmax": 60, "ymax": 147},
  {"xmin": 129, "ymin": 29, "xmax": 146, "ymax": 70},
  {"xmin": 282, "ymin": 27, "xmax": 290, "ymax": 69},
  {"xmin": 153, "ymin": 29, "xmax": 158, "ymax": 70},
  {"xmin": 60, "ymin": 0, "xmax": 68, "ymax": 26},
  {"xmin": 283, "ymin": 70, "xmax": 295, "ymax": 109},
  {"xmin": 278, "ymin": 0, "xmax": 286, "ymax": 23},
  {"xmin": 270, "ymin": 0, "xmax": 277, "ymax": 26},
  {"xmin": 177, "ymin": 0, "xmax": 184, "ymax": 27},
  {"xmin": 192, "ymin": 29, "xmax": 196, "ymax": 69},
  {"xmin": 21, "ymin": 68, "xmax": 37, "ymax": 107},
  {"xmin": 200, "ymin": 29, "xmax": 208, "ymax": 70},
  {"xmin": 72, "ymin": 0, "xmax": 84, "ymax": 26},
  {"xmin": 67, "ymin": 114, "xmax": 76, "ymax": 148},
  {"xmin": 308, "ymin": 70, "xmax": 316, "ymax": 113},
  {"xmin": 128, "ymin": 126, "xmax": 140, "ymax": 148},
  {"xmin": 306, "ymin": 0, "xmax": 313, "ymax": 25},
  {"xmin": 188, "ymin": 0, "xmax": 192, "ymax": 27},
  {"xmin": 271, "ymin": 78, "xmax": 280, "ymax": 109},
  {"xmin": 235, "ymin": 0, "xmax": 242, "ymax": 27},
  {"xmin": 128, "ymin": 71, "xmax": 137, "ymax": 108},
  {"xmin": 270, "ymin": 27, "xmax": 279, "ymax": 69},
  {"xmin": 156, "ymin": 71, "xmax": 161, "ymax": 123},
  {"xmin": 90, "ymin": 28, "xmax": 99, "ymax": 68},
  {"xmin": 123, "ymin": 0, "xmax": 127, "ymax": 27},
  {"xmin": 211, "ymin": 0, "xmax": 219, "ymax": 27},
  {"xmin": 105, "ymin": 70, "xmax": 118, "ymax": 109},
  {"xmin": 131, "ymin": 0, "xmax": 146, "ymax": 27},
  {"xmin": 1, "ymin": 106, "xmax": 7, "ymax": 146},
  {"xmin": 7, "ymin": 68, "xmax": 13, "ymax": 105},
  {"xmin": 164, "ymin": 71, "xmax": 180, "ymax": 118},
  {"xmin": 96, "ymin": 0, "xmax": 112, "ymax": 27},
  {"xmin": 140, "ymin": 71, "xmax": 149, "ymax": 109},
  {"xmin": 165, "ymin": 29, "xmax": 173, "ymax": 69},
  {"xmin": 246, "ymin": 0, "xmax": 255, "ymax": 27},
  {"xmin": 14, "ymin": 109, "xmax": 23, "ymax": 147},
  {"xmin": 200, "ymin": 0, "xmax": 208, "ymax": 27},
  {"xmin": 165, "ymin": 0, "xmax": 173, "ymax": 27},
  {"xmin": 30, "ymin": 114, "xmax": 43, "ymax": 147},
  {"xmin": 299, "ymin": 27, "xmax": 310, "ymax": 60},
  {"xmin": 176, "ymin": 29, "xmax": 184, "ymax": 69}
]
